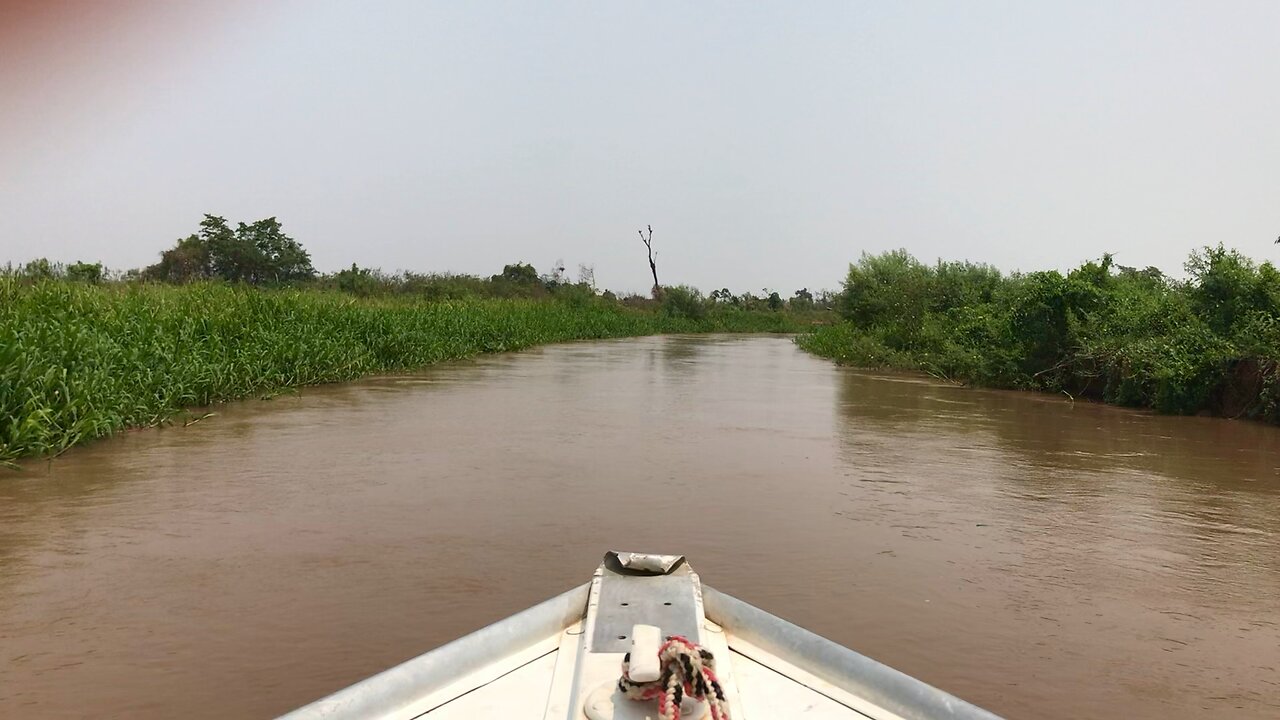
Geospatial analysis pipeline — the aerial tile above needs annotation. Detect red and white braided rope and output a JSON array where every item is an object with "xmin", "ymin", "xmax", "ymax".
[{"xmin": 618, "ymin": 635, "xmax": 730, "ymax": 720}]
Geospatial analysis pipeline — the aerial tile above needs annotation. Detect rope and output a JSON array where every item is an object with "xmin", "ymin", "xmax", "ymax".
[{"xmin": 617, "ymin": 635, "xmax": 730, "ymax": 720}]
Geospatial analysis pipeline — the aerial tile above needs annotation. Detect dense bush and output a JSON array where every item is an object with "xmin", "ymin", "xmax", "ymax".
[
  {"xmin": 799, "ymin": 246, "xmax": 1280, "ymax": 422},
  {"xmin": 661, "ymin": 285, "xmax": 708, "ymax": 320}
]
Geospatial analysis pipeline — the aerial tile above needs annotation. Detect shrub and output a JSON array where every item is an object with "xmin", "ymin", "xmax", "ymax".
[
  {"xmin": 801, "ymin": 246, "xmax": 1280, "ymax": 422},
  {"xmin": 660, "ymin": 285, "xmax": 707, "ymax": 320}
]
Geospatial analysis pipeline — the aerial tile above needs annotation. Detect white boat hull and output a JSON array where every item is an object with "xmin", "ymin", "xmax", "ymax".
[{"xmin": 281, "ymin": 553, "xmax": 1001, "ymax": 720}]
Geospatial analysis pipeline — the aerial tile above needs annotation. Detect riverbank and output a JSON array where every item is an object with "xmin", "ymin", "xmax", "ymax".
[
  {"xmin": 796, "ymin": 247, "xmax": 1280, "ymax": 424},
  {"xmin": 0, "ymin": 279, "xmax": 804, "ymax": 465}
]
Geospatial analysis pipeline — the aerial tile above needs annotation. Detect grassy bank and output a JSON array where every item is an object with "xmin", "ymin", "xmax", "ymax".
[
  {"xmin": 0, "ymin": 279, "xmax": 802, "ymax": 465},
  {"xmin": 798, "ymin": 247, "xmax": 1280, "ymax": 423}
]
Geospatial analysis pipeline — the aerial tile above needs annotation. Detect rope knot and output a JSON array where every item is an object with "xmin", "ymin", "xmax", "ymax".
[{"xmin": 618, "ymin": 635, "xmax": 730, "ymax": 720}]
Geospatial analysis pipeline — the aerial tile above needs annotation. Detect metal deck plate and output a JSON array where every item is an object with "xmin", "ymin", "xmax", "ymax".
[{"xmin": 589, "ymin": 568, "xmax": 701, "ymax": 653}]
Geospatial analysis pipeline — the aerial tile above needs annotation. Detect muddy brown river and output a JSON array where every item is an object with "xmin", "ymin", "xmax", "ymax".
[{"xmin": 2, "ymin": 335, "xmax": 1278, "ymax": 719}]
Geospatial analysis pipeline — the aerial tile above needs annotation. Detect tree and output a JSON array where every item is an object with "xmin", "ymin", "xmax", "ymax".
[
  {"xmin": 238, "ymin": 217, "xmax": 315, "ymax": 282},
  {"xmin": 66, "ymin": 261, "xmax": 104, "ymax": 283},
  {"xmin": 493, "ymin": 262, "xmax": 539, "ymax": 285},
  {"xmin": 1185, "ymin": 244, "xmax": 1275, "ymax": 335},
  {"xmin": 335, "ymin": 263, "xmax": 382, "ymax": 296},
  {"xmin": 838, "ymin": 249, "xmax": 930, "ymax": 327},
  {"xmin": 766, "ymin": 291, "xmax": 784, "ymax": 311},
  {"xmin": 145, "ymin": 214, "xmax": 314, "ymax": 284},
  {"xmin": 199, "ymin": 215, "xmax": 247, "ymax": 281},
  {"xmin": 20, "ymin": 258, "xmax": 56, "ymax": 280},
  {"xmin": 791, "ymin": 287, "xmax": 814, "ymax": 310},
  {"xmin": 638, "ymin": 225, "xmax": 660, "ymax": 298},
  {"xmin": 542, "ymin": 258, "xmax": 568, "ymax": 290},
  {"xmin": 661, "ymin": 285, "xmax": 706, "ymax": 319},
  {"xmin": 145, "ymin": 235, "xmax": 210, "ymax": 282}
]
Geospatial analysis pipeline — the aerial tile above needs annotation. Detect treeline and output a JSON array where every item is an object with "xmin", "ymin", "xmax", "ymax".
[
  {"xmin": 5, "ymin": 214, "xmax": 833, "ymax": 319},
  {"xmin": 798, "ymin": 247, "xmax": 1280, "ymax": 422},
  {"xmin": 316, "ymin": 263, "xmax": 833, "ymax": 319}
]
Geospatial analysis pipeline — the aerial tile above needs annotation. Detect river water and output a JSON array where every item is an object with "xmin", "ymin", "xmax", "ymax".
[{"xmin": 1, "ymin": 335, "xmax": 1277, "ymax": 719}]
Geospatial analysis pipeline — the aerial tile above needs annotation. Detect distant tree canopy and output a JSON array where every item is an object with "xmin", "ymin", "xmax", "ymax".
[
  {"xmin": 6, "ymin": 258, "xmax": 105, "ymax": 283},
  {"xmin": 12, "ymin": 214, "xmax": 841, "ymax": 319},
  {"xmin": 145, "ymin": 215, "xmax": 315, "ymax": 284},
  {"xmin": 334, "ymin": 263, "xmax": 382, "ymax": 296},
  {"xmin": 66, "ymin": 261, "xmax": 104, "ymax": 284},
  {"xmin": 492, "ymin": 262, "xmax": 540, "ymax": 286}
]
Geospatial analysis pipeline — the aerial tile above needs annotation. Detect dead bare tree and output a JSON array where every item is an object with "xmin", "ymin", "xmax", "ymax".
[
  {"xmin": 638, "ymin": 225, "xmax": 660, "ymax": 298},
  {"xmin": 577, "ymin": 263, "xmax": 596, "ymax": 290}
]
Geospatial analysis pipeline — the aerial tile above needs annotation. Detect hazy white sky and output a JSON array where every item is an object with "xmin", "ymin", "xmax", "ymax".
[{"xmin": 2, "ymin": 1, "xmax": 1278, "ymax": 294}]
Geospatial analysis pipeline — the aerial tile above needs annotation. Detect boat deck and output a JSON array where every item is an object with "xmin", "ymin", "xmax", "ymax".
[
  {"xmin": 411, "ymin": 619, "xmax": 901, "ymax": 719},
  {"xmin": 280, "ymin": 553, "xmax": 1000, "ymax": 720}
]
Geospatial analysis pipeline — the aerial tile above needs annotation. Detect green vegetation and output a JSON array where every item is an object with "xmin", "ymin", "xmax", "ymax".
[
  {"xmin": 144, "ymin": 215, "xmax": 315, "ymax": 284},
  {"xmin": 798, "ymin": 247, "xmax": 1280, "ymax": 423},
  {"xmin": 0, "ymin": 279, "xmax": 811, "ymax": 465},
  {"xmin": 0, "ymin": 213, "xmax": 837, "ymax": 464}
]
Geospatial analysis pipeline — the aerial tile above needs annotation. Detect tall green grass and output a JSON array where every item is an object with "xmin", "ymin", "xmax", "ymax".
[{"xmin": 0, "ymin": 279, "xmax": 800, "ymax": 464}]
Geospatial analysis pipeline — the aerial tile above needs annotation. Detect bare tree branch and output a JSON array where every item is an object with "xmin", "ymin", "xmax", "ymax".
[{"xmin": 638, "ymin": 225, "xmax": 660, "ymax": 298}]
